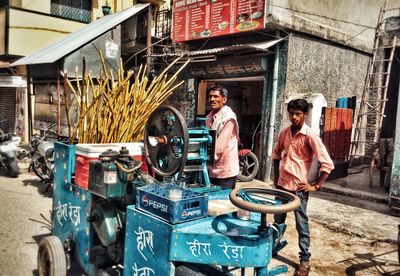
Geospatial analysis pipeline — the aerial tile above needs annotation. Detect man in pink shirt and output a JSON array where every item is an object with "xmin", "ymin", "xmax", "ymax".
[
  {"xmin": 272, "ymin": 99, "xmax": 334, "ymax": 276},
  {"xmin": 206, "ymin": 85, "xmax": 239, "ymax": 189}
]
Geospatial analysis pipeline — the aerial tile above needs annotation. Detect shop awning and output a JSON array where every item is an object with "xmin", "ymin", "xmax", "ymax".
[
  {"xmin": 10, "ymin": 4, "xmax": 149, "ymax": 66},
  {"xmin": 147, "ymin": 37, "xmax": 286, "ymax": 58}
]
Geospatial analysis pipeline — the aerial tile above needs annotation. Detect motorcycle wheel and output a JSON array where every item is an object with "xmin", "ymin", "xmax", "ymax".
[
  {"xmin": 7, "ymin": 157, "xmax": 20, "ymax": 177},
  {"xmin": 32, "ymin": 155, "xmax": 52, "ymax": 180},
  {"xmin": 238, "ymin": 152, "xmax": 259, "ymax": 182}
]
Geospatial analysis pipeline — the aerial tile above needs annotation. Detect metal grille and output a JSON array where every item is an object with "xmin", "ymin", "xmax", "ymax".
[
  {"xmin": 0, "ymin": 0, "xmax": 8, "ymax": 8},
  {"xmin": 51, "ymin": 0, "xmax": 91, "ymax": 23},
  {"xmin": 0, "ymin": 88, "xmax": 16, "ymax": 133},
  {"xmin": 155, "ymin": 9, "xmax": 171, "ymax": 38}
]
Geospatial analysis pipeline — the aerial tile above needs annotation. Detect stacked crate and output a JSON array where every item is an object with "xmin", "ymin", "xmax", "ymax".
[{"xmin": 322, "ymin": 107, "xmax": 353, "ymax": 180}]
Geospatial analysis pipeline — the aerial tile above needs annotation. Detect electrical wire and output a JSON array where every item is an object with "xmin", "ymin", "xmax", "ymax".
[
  {"xmin": 343, "ymin": 27, "xmax": 371, "ymax": 42},
  {"xmin": 251, "ymin": 121, "xmax": 261, "ymax": 151},
  {"xmin": 268, "ymin": 2, "xmax": 376, "ymax": 29},
  {"xmin": 196, "ymin": 35, "xmax": 212, "ymax": 51}
]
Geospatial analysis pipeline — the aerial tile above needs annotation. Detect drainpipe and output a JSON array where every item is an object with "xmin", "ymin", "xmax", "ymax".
[
  {"xmin": 146, "ymin": 5, "xmax": 152, "ymax": 78},
  {"xmin": 389, "ymin": 72, "xmax": 400, "ymax": 205},
  {"xmin": 263, "ymin": 42, "xmax": 280, "ymax": 182},
  {"xmin": 267, "ymin": 0, "xmax": 272, "ymax": 15},
  {"xmin": 27, "ymin": 74, "xmax": 34, "ymax": 140}
]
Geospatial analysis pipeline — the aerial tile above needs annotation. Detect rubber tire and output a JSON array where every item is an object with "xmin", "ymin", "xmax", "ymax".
[
  {"xmin": 7, "ymin": 157, "xmax": 19, "ymax": 177},
  {"xmin": 38, "ymin": 236, "xmax": 67, "ymax": 276},
  {"xmin": 238, "ymin": 152, "xmax": 259, "ymax": 182},
  {"xmin": 229, "ymin": 187, "xmax": 301, "ymax": 214},
  {"xmin": 32, "ymin": 155, "xmax": 51, "ymax": 180}
]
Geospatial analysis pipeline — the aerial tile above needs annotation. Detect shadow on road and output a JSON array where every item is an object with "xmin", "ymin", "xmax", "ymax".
[
  {"xmin": 31, "ymin": 233, "xmax": 51, "ymax": 246},
  {"xmin": 273, "ymin": 255, "xmax": 298, "ymax": 270},
  {"xmin": 338, "ymin": 249, "xmax": 400, "ymax": 275},
  {"xmin": 22, "ymin": 178, "xmax": 53, "ymax": 197}
]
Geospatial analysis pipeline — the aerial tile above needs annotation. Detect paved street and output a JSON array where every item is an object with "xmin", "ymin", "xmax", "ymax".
[
  {"xmin": 0, "ymin": 171, "xmax": 399, "ymax": 276},
  {"xmin": 0, "ymin": 171, "xmax": 52, "ymax": 276}
]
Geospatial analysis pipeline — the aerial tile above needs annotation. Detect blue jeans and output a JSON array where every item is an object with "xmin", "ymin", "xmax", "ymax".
[{"xmin": 274, "ymin": 188, "xmax": 311, "ymax": 263}]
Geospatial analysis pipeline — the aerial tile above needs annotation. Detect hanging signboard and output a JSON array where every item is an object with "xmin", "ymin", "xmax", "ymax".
[{"xmin": 172, "ymin": 0, "xmax": 265, "ymax": 42}]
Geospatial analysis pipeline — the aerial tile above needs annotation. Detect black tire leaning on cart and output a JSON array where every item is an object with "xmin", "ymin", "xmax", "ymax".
[{"xmin": 38, "ymin": 236, "xmax": 67, "ymax": 276}]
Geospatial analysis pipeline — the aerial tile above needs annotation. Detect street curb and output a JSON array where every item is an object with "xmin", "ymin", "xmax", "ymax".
[
  {"xmin": 240, "ymin": 179, "xmax": 389, "ymax": 204},
  {"xmin": 321, "ymin": 183, "xmax": 389, "ymax": 204}
]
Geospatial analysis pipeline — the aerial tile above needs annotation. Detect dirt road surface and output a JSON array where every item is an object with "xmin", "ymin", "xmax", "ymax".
[{"xmin": 0, "ymin": 172, "xmax": 398, "ymax": 275}]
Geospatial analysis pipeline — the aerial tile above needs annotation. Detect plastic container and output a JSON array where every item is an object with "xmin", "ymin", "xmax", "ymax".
[
  {"xmin": 75, "ymin": 142, "xmax": 147, "ymax": 189},
  {"xmin": 136, "ymin": 184, "xmax": 208, "ymax": 224}
]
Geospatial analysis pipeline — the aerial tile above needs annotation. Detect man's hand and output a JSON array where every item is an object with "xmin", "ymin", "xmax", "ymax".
[{"xmin": 298, "ymin": 182, "xmax": 320, "ymax": 192}]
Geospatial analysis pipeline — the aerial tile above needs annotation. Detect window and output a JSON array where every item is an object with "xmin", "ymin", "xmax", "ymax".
[
  {"xmin": 51, "ymin": 0, "xmax": 91, "ymax": 23},
  {"xmin": 0, "ymin": 0, "xmax": 8, "ymax": 8}
]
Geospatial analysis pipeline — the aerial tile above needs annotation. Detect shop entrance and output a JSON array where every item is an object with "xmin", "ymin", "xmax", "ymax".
[{"xmin": 197, "ymin": 77, "xmax": 264, "ymax": 159}]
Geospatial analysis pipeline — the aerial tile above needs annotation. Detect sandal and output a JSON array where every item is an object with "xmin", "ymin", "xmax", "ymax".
[{"xmin": 296, "ymin": 262, "xmax": 310, "ymax": 276}]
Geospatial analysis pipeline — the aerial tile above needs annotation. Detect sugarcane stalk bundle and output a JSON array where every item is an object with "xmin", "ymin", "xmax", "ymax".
[{"xmin": 61, "ymin": 53, "xmax": 188, "ymax": 144}]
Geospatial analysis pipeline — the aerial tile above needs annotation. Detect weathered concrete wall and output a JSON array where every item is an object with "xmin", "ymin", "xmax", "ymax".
[
  {"xmin": 268, "ymin": 0, "xmax": 400, "ymax": 52},
  {"xmin": 285, "ymin": 35, "xmax": 369, "ymax": 107}
]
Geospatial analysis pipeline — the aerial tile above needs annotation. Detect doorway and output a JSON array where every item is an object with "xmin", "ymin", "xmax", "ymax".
[{"xmin": 197, "ymin": 77, "xmax": 264, "ymax": 158}]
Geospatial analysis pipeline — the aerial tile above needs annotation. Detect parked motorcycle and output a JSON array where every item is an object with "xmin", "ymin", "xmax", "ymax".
[
  {"xmin": 238, "ymin": 123, "xmax": 260, "ymax": 182},
  {"xmin": 30, "ymin": 123, "xmax": 57, "ymax": 182},
  {"xmin": 0, "ymin": 125, "xmax": 21, "ymax": 177}
]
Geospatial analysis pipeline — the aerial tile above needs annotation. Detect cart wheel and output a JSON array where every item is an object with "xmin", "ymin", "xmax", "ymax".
[{"xmin": 38, "ymin": 236, "xmax": 67, "ymax": 276}]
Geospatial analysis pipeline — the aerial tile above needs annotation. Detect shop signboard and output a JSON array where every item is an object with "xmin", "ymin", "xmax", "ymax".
[
  {"xmin": 188, "ymin": 58, "xmax": 265, "ymax": 77},
  {"xmin": 172, "ymin": 0, "xmax": 265, "ymax": 42},
  {"xmin": 0, "ymin": 76, "xmax": 27, "ymax": 87}
]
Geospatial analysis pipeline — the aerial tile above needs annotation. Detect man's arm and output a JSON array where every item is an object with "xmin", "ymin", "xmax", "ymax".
[
  {"xmin": 299, "ymin": 171, "xmax": 329, "ymax": 191},
  {"xmin": 299, "ymin": 135, "xmax": 334, "ymax": 192}
]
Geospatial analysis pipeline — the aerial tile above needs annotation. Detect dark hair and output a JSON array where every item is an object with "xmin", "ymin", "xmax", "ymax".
[
  {"xmin": 287, "ymin": 99, "xmax": 309, "ymax": 113},
  {"xmin": 208, "ymin": 85, "xmax": 228, "ymax": 97}
]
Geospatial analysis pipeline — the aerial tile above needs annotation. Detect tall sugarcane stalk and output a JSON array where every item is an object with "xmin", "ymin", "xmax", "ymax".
[{"xmin": 62, "ymin": 54, "xmax": 188, "ymax": 144}]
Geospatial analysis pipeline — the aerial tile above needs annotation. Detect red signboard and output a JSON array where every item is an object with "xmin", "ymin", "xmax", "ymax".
[{"xmin": 172, "ymin": 0, "xmax": 265, "ymax": 42}]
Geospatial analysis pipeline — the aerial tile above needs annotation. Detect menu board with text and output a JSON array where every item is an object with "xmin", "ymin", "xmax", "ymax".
[{"xmin": 172, "ymin": 0, "xmax": 265, "ymax": 42}]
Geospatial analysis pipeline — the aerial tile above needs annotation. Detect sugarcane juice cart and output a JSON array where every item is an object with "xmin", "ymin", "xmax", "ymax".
[{"xmin": 38, "ymin": 106, "xmax": 300, "ymax": 276}]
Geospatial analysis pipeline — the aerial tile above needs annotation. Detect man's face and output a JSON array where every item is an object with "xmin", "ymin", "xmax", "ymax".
[
  {"xmin": 288, "ymin": 108, "xmax": 306, "ymax": 127},
  {"xmin": 209, "ymin": 90, "xmax": 226, "ymax": 111}
]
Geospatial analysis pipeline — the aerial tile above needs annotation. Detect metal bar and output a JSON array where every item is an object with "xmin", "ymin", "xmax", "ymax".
[{"xmin": 146, "ymin": 5, "xmax": 152, "ymax": 77}]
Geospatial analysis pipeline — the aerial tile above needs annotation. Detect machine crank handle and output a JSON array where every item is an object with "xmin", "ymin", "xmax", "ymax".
[{"xmin": 116, "ymin": 161, "xmax": 142, "ymax": 174}]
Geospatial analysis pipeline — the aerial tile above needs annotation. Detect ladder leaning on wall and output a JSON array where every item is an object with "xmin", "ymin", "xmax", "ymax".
[{"xmin": 349, "ymin": 6, "xmax": 398, "ymax": 162}]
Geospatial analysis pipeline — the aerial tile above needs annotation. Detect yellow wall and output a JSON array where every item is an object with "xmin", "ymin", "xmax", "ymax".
[
  {"xmin": 92, "ymin": 0, "xmax": 138, "ymax": 20},
  {"xmin": 8, "ymin": 8, "xmax": 86, "ymax": 56},
  {"xmin": 9, "ymin": 0, "xmax": 22, "ymax": 7},
  {"xmin": 11, "ymin": 0, "xmax": 52, "ymax": 13},
  {"xmin": 0, "ymin": 10, "xmax": 5, "ymax": 55}
]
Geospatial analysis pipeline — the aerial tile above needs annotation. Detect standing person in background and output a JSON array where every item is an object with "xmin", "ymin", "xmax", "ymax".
[
  {"xmin": 206, "ymin": 85, "xmax": 239, "ymax": 189},
  {"xmin": 272, "ymin": 99, "xmax": 334, "ymax": 276}
]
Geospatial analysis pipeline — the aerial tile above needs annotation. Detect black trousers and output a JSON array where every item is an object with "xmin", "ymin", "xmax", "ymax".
[{"xmin": 210, "ymin": 176, "xmax": 237, "ymax": 189}]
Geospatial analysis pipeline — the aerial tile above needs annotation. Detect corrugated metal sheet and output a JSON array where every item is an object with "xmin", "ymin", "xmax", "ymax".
[
  {"xmin": 11, "ymin": 4, "xmax": 149, "ymax": 66},
  {"xmin": 148, "ymin": 38, "xmax": 286, "ymax": 57}
]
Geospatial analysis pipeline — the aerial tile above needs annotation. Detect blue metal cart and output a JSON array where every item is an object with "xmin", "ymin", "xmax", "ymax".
[{"xmin": 37, "ymin": 106, "xmax": 300, "ymax": 276}]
